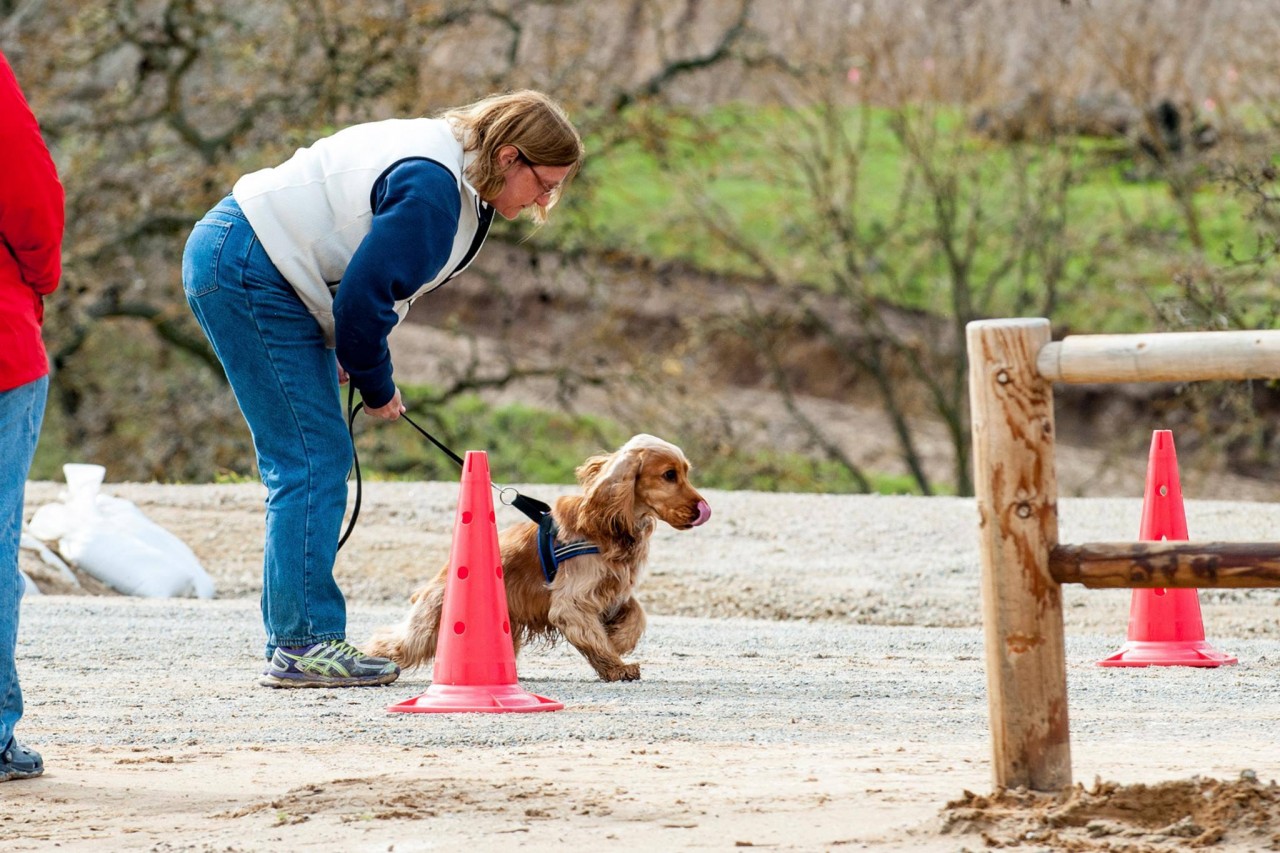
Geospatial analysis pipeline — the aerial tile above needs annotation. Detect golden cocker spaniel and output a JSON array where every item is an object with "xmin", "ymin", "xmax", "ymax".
[{"xmin": 365, "ymin": 434, "xmax": 711, "ymax": 681}]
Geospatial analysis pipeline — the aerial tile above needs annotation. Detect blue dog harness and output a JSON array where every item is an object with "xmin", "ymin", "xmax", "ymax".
[{"xmin": 536, "ymin": 514, "xmax": 600, "ymax": 584}]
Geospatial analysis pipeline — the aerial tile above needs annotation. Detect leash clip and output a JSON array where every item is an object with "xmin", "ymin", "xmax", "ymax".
[{"xmin": 495, "ymin": 486, "xmax": 519, "ymax": 507}]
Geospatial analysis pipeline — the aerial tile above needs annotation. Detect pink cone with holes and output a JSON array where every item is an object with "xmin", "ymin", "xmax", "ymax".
[
  {"xmin": 388, "ymin": 451, "xmax": 563, "ymax": 712},
  {"xmin": 1096, "ymin": 430, "xmax": 1236, "ymax": 667}
]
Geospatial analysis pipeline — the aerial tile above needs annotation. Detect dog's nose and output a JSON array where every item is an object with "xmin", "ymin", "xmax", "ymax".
[{"xmin": 690, "ymin": 500, "xmax": 711, "ymax": 527}]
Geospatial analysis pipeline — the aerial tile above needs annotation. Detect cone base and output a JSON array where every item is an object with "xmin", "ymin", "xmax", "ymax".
[
  {"xmin": 387, "ymin": 682, "xmax": 564, "ymax": 714},
  {"xmin": 1096, "ymin": 640, "xmax": 1237, "ymax": 668}
]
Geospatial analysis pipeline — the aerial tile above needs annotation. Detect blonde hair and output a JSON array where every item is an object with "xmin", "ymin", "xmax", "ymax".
[{"xmin": 440, "ymin": 90, "xmax": 584, "ymax": 225}]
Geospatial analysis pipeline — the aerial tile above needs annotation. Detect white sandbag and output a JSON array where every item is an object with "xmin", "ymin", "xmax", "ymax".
[
  {"xmin": 20, "ymin": 571, "xmax": 40, "ymax": 597},
  {"xmin": 26, "ymin": 501, "xmax": 71, "ymax": 543},
  {"xmin": 27, "ymin": 462, "xmax": 100, "ymax": 542},
  {"xmin": 59, "ymin": 526, "xmax": 196, "ymax": 598},
  {"xmin": 27, "ymin": 463, "xmax": 216, "ymax": 599},
  {"xmin": 19, "ymin": 530, "xmax": 80, "ymax": 589},
  {"xmin": 92, "ymin": 494, "xmax": 215, "ymax": 599}
]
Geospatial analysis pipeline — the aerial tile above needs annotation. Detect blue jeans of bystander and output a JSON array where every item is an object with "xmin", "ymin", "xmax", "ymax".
[
  {"xmin": 182, "ymin": 196, "xmax": 351, "ymax": 660},
  {"xmin": 0, "ymin": 374, "xmax": 47, "ymax": 748}
]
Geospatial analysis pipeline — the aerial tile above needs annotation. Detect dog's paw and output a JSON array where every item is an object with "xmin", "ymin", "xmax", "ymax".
[{"xmin": 600, "ymin": 663, "xmax": 641, "ymax": 682}]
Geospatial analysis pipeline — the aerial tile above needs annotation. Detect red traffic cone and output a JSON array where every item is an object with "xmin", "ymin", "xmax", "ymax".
[
  {"xmin": 388, "ymin": 451, "xmax": 563, "ymax": 713},
  {"xmin": 1097, "ymin": 430, "xmax": 1236, "ymax": 667}
]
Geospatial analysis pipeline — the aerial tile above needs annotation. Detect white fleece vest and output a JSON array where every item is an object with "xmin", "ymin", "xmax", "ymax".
[{"xmin": 232, "ymin": 118, "xmax": 489, "ymax": 346}]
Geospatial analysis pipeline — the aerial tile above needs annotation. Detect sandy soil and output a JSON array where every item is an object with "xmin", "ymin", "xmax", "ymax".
[{"xmin": 11, "ymin": 479, "xmax": 1280, "ymax": 852}]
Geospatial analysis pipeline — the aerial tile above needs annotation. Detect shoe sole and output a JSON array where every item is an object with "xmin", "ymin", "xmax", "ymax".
[
  {"xmin": 0, "ymin": 768, "xmax": 44, "ymax": 782},
  {"xmin": 258, "ymin": 672, "xmax": 399, "ymax": 689}
]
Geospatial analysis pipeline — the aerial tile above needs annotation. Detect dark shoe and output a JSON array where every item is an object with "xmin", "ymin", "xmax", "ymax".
[
  {"xmin": 0, "ymin": 738, "xmax": 44, "ymax": 781},
  {"xmin": 258, "ymin": 639, "xmax": 400, "ymax": 688}
]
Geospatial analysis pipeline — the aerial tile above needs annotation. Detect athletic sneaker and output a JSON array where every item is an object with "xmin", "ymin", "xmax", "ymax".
[
  {"xmin": 258, "ymin": 639, "xmax": 400, "ymax": 688},
  {"xmin": 0, "ymin": 738, "xmax": 44, "ymax": 782}
]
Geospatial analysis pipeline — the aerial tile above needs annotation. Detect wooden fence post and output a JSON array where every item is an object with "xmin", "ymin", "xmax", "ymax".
[{"xmin": 967, "ymin": 318, "xmax": 1071, "ymax": 791}]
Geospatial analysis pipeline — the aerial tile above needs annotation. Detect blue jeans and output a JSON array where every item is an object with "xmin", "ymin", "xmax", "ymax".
[
  {"xmin": 182, "ymin": 196, "xmax": 351, "ymax": 660},
  {"xmin": 1, "ymin": 374, "xmax": 47, "ymax": 748}
]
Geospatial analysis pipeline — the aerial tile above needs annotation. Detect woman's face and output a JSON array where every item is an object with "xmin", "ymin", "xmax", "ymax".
[{"xmin": 486, "ymin": 145, "xmax": 573, "ymax": 220}]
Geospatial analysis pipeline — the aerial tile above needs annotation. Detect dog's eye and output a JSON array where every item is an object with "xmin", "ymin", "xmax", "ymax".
[{"xmin": 663, "ymin": 469, "xmax": 678, "ymax": 482}]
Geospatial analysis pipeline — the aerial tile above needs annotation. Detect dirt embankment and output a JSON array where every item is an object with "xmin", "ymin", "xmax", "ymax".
[{"xmin": 391, "ymin": 241, "xmax": 1280, "ymax": 503}]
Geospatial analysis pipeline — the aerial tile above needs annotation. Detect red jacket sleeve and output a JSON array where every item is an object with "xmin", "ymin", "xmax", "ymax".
[{"xmin": 0, "ymin": 50, "xmax": 64, "ymax": 295}]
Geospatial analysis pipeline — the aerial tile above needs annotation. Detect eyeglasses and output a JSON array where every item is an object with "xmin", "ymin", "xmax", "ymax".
[{"xmin": 518, "ymin": 153, "xmax": 562, "ymax": 198}]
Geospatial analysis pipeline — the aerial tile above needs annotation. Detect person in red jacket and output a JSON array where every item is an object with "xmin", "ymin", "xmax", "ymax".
[{"xmin": 0, "ymin": 49, "xmax": 64, "ymax": 782}]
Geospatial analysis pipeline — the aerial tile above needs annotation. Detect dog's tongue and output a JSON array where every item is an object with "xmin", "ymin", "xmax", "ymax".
[{"xmin": 691, "ymin": 500, "xmax": 712, "ymax": 527}]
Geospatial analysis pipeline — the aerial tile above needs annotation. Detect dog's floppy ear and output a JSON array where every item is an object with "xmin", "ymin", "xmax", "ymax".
[
  {"xmin": 581, "ymin": 445, "xmax": 643, "ymax": 537},
  {"xmin": 574, "ymin": 454, "xmax": 611, "ymax": 487}
]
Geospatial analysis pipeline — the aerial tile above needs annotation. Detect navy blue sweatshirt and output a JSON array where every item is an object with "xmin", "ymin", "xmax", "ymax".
[{"xmin": 332, "ymin": 159, "xmax": 463, "ymax": 409}]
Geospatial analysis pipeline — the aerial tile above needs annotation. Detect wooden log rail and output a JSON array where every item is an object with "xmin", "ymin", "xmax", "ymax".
[
  {"xmin": 1038, "ymin": 329, "xmax": 1280, "ymax": 383},
  {"xmin": 967, "ymin": 318, "xmax": 1280, "ymax": 795},
  {"xmin": 1050, "ymin": 541, "xmax": 1280, "ymax": 588}
]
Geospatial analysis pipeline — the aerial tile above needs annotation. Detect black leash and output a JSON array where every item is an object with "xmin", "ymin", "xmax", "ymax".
[{"xmin": 337, "ymin": 385, "xmax": 551, "ymax": 552}]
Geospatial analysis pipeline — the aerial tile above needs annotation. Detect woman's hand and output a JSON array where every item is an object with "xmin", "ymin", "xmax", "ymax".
[
  {"xmin": 364, "ymin": 388, "xmax": 405, "ymax": 421},
  {"xmin": 337, "ymin": 364, "xmax": 350, "ymax": 385}
]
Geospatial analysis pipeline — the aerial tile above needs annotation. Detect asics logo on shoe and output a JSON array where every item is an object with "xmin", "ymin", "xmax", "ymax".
[{"xmin": 258, "ymin": 639, "xmax": 399, "ymax": 689}]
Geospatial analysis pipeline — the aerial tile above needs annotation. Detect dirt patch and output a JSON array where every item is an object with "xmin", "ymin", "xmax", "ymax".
[
  {"xmin": 223, "ymin": 774, "xmax": 579, "ymax": 824},
  {"xmin": 942, "ymin": 773, "xmax": 1280, "ymax": 851}
]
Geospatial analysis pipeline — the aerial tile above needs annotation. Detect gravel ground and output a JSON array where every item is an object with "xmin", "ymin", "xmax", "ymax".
[
  {"xmin": 21, "ymin": 480, "xmax": 1280, "ymax": 635},
  {"xmin": 11, "ymin": 481, "xmax": 1280, "ymax": 851},
  {"xmin": 18, "ymin": 597, "xmax": 1280, "ymax": 752}
]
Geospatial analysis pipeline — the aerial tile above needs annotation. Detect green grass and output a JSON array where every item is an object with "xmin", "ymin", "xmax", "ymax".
[
  {"xmin": 342, "ymin": 383, "xmax": 900, "ymax": 495},
  {"xmin": 542, "ymin": 103, "xmax": 1267, "ymax": 335},
  {"xmin": 355, "ymin": 393, "xmax": 625, "ymax": 486}
]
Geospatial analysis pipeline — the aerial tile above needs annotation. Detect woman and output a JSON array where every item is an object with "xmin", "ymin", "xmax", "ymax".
[{"xmin": 182, "ymin": 90, "xmax": 583, "ymax": 688}]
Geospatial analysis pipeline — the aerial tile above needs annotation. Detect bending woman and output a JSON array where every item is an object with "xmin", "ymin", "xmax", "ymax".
[{"xmin": 182, "ymin": 91, "xmax": 583, "ymax": 688}]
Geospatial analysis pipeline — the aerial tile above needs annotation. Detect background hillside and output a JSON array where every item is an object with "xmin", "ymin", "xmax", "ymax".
[{"xmin": 7, "ymin": 0, "xmax": 1280, "ymax": 497}]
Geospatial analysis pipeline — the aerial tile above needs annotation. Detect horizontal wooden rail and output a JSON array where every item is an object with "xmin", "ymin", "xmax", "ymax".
[
  {"xmin": 1049, "ymin": 541, "xmax": 1280, "ymax": 588},
  {"xmin": 1037, "ymin": 330, "xmax": 1280, "ymax": 384}
]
